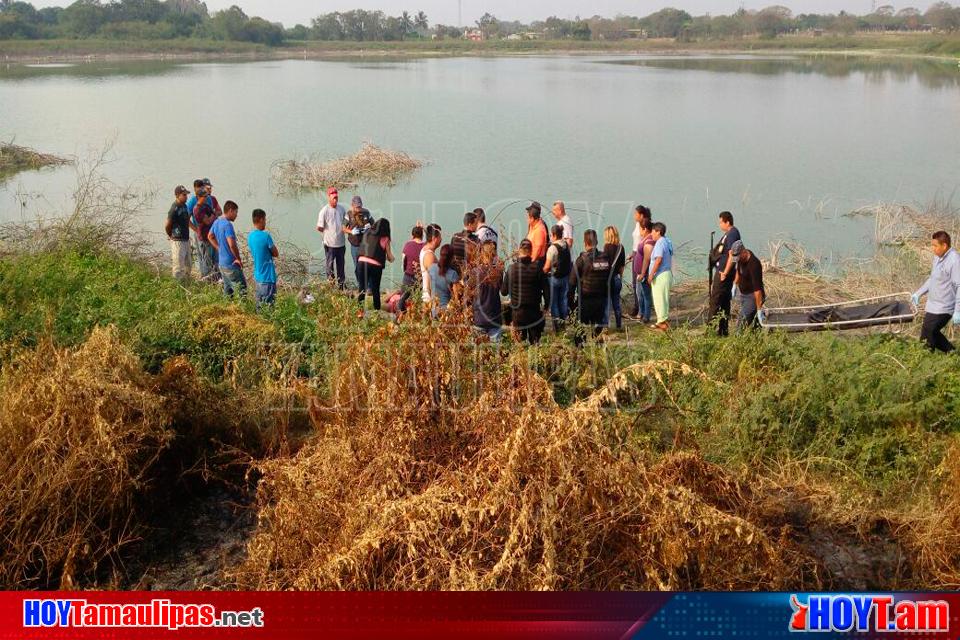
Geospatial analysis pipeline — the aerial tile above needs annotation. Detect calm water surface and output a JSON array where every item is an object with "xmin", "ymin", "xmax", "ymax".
[{"xmin": 1, "ymin": 54, "xmax": 958, "ymax": 283}]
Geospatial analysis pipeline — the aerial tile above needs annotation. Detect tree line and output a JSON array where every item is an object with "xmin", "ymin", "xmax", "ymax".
[{"xmin": 1, "ymin": 1, "xmax": 959, "ymax": 45}]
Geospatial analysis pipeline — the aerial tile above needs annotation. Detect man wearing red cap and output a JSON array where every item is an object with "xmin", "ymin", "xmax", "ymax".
[{"xmin": 317, "ymin": 187, "xmax": 347, "ymax": 288}]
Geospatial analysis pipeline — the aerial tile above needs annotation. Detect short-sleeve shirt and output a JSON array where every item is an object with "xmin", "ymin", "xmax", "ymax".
[
  {"xmin": 248, "ymin": 229, "xmax": 277, "ymax": 284},
  {"xmin": 715, "ymin": 226, "xmax": 741, "ymax": 271},
  {"xmin": 737, "ymin": 254, "xmax": 765, "ymax": 296},
  {"xmin": 194, "ymin": 202, "xmax": 216, "ymax": 242},
  {"xmin": 557, "ymin": 214, "xmax": 574, "ymax": 245},
  {"xmin": 402, "ymin": 239, "xmax": 424, "ymax": 276},
  {"xmin": 211, "ymin": 217, "xmax": 239, "ymax": 267},
  {"xmin": 527, "ymin": 220, "xmax": 548, "ymax": 262},
  {"xmin": 650, "ymin": 237, "xmax": 673, "ymax": 278},
  {"xmin": 429, "ymin": 264, "xmax": 460, "ymax": 308},
  {"xmin": 317, "ymin": 204, "xmax": 346, "ymax": 248},
  {"xmin": 167, "ymin": 202, "xmax": 191, "ymax": 241}
]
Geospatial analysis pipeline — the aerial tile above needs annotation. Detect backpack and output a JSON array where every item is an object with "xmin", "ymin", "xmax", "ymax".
[{"xmin": 551, "ymin": 241, "xmax": 572, "ymax": 279}]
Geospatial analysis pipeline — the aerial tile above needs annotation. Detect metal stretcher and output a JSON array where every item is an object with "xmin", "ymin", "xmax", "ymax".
[{"xmin": 758, "ymin": 293, "xmax": 918, "ymax": 333}]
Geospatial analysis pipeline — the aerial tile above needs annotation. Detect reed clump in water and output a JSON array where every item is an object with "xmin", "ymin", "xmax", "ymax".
[
  {"xmin": 0, "ymin": 141, "xmax": 70, "ymax": 180},
  {"xmin": 272, "ymin": 143, "xmax": 423, "ymax": 192}
]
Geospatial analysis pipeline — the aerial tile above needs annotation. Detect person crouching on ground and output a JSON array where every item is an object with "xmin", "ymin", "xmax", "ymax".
[
  {"xmin": 248, "ymin": 208, "xmax": 279, "ymax": 309},
  {"xmin": 502, "ymin": 239, "xmax": 550, "ymax": 344},
  {"xmin": 357, "ymin": 218, "xmax": 394, "ymax": 316},
  {"xmin": 398, "ymin": 223, "xmax": 425, "ymax": 314},
  {"xmin": 209, "ymin": 201, "xmax": 247, "ymax": 298},
  {"xmin": 731, "ymin": 241, "xmax": 764, "ymax": 332},
  {"xmin": 571, "ymin": 229, "xmax": 611, "ymax": 345},
  {"xmin": 648, "ymin": 222, "xmax": 674, "ymax": 331},
  {"xmin": 165, "ymin": 185, "xmax": 192, "ymax": 282},
  {"xmin": 543, "ymin": 224, "xmax": 572, "ymax": 333},
  {"xmin": 913, "ymin": 230, "xmax": 960, "ymax": 353}
]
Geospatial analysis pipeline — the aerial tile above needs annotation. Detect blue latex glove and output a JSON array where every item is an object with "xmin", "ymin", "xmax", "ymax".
[
  {"xmin": 911, "ymin": 293, "xmax": 921, "ymax": 307},
  {"xmin": 953, "ymin": 312, "xmax": 960, "ymax": 325}
]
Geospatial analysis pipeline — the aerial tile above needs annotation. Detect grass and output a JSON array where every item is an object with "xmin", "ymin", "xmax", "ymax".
[
  {"xmin": 3, "ymin": 242, "xmax": 960, "ymax": 589},
  {"xmin": 2, "ymin": 32, "xmax": 959, "ymax": 61}
]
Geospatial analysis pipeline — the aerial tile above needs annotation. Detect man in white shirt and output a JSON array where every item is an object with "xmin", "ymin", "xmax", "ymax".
[
  {"xmin": 317, "ymin": 187, "xmax": 347, "ymax": 288},
  {"xmin": 552, "ymin": 201, "xmax": 574, "ymax": 249},
  {"xmin": 913, "ymin": 230, "xmax": 960, "ymax": 352}
]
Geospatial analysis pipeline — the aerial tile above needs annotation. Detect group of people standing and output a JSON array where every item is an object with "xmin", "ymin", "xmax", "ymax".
[
  {"xmin": 164, "ymin": 182, "xmax": 960, "ymax": 354},
  {"xmin": 164, "ymin": 180, "xmax": 279, "ymax": 307}
]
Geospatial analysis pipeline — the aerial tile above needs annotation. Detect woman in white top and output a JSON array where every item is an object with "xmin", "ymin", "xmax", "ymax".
[{"xmin": 420, "ymin": 225, "xmax": 442, "ymax": 302}]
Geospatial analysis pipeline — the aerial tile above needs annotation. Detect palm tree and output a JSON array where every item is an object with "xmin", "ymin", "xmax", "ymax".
[
  {"xmin": 399, "ymin": 10, "xmax": 413, "ymax": 39},
  {"xmin": 414, "ymin": 11, "xmax": 429, "ymax": 31}
]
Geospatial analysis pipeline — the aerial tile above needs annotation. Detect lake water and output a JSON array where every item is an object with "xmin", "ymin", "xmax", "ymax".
[{"xmin": 1, "ymin": 54, "xmax": 958, "ymax": 284}]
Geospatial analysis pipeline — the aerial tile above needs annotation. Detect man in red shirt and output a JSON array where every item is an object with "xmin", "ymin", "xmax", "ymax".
[{"xmin": 525, "ymin": 201, "xmax": 548, "ymax": 268}]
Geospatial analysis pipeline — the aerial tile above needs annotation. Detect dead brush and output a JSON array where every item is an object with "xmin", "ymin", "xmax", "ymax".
[
  {"xmin": 0, "ymin": 140, "xmax": 70, "ymax": 179},
  {"xmin": 896, "ymin": 443, "xmax": 960, "ymax": 588},
  {"xmin": 271, "ymin": 143, "xmax": 423, "ymax": 193},
  {"xmin": 0, "ymin": 326, "xmax": 174, "ymax": 588},
  {"xmin": 232, "ymin": 324, "xmax": 822, "ymax": 591}
]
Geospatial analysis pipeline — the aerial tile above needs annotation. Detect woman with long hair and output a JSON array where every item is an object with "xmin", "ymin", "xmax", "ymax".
[
  {"xmin": 603, "ymin": 226, "xmax": 626, "ymax": 329},
  {"xmin": 357, "ymin": 218, "xmax": 394, "ymax": 315},
  {"xmin": 470, "ymin": 240, "xmax": 504, "ymax": 341},
  {"xmin": 429, "ymin": 243, "xmax": 461, "ymax": 311}
]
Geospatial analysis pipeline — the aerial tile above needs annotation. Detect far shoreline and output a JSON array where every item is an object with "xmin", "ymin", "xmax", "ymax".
[{"xmin": 2, "ymin": 33, "xmax": 960, "ymax": 65}]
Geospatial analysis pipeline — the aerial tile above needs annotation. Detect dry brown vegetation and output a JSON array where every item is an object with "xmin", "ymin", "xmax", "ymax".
[
  {"xmin": 0, "ymin": 327, "xmax": 173, "ymax": 588},
  {"xmin": 0, "ymin": 141, "xmax": 70, "ymax": 180},
  {"xmin": 232, "ymin": 321, "xmax": 824, "ymax": 590},
  {"xmin": 272, "ymin": 142, "xmax": 423, "ymax": 192}
]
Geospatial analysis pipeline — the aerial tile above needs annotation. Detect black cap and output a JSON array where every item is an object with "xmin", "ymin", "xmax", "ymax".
[
  {"xmin": 526, "ymin": 201, "xmax": 542, "ymax": 214},
  {"xmin": 202, "ymin": 178, "xmax": 212, "ymax": 187},
  {"xmin": 174, "ymin": 185, "xmax": 189, "ymax": 196}
]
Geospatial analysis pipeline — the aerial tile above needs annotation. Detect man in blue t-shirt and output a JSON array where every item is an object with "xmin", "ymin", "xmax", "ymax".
[
  {"xmin": 248, "ymin": 208, "xmax": 280, "ymax": 308},
  {"xmin": 208, "ymin": 200, "xmax": 247, "ymax": 298},
  {"xmin": 708, "ymin": 211, "xmax": 742, "ymax": 337}
]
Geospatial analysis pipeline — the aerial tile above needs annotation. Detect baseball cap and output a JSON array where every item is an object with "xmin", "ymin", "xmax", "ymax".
[
  {"xmin": 730, "ymin": 240, "xmax": 744, "ymax": 257},
  {"xmin": 174, "ymin": 185, "xmax": 189, "ymax": 196},
  {"xmin": 202, "ymin": 178, "xmax": 212, "ymax": 187},
  {"xmin": 351, "ymin": 196, "xmax": 363, "ymax": 208},
  {"xmin": 519, "ymin": 239, "xmax": 533, "ymax": 251},
  {"xmin": 327, "ymin": 187, "xmax": 339, "ymax": 196},
  {"xmin": 526, "ymin": 201, "xmax": 542, "ymax": 214}
]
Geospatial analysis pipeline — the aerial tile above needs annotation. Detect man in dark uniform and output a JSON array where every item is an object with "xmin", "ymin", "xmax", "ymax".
[
  {"xmin": 501, "ymin": 239, "xmax": 550, "ymax": 344},
  {"xmin": 570, "ymin": 229, "xmax": 611, "ymax": 346},
  {"xmin": 708, "ymin": 211, "xmax": 741, "ymax": 336}
]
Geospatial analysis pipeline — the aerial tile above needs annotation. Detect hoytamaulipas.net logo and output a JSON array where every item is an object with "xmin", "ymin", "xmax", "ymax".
[
  {"xmin": 23, "ymin": 598, "xmax": 264, "ymax": 630},
  {"xmin": 789, "ymin": 594, "xmax": 948, "ymax": 633}
]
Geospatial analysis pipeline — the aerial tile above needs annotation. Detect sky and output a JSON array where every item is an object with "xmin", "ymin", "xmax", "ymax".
[{"xmin": 27, "ymin": 1, "xmax": 890, "ymax": 27}]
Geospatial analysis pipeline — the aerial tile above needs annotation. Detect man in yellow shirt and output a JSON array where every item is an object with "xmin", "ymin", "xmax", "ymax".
[{"xmin": 525, "ymin": 201, "xmax": 548, "ymax": 269}]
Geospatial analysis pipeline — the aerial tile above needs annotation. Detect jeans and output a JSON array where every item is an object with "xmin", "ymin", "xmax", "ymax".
[
  {"xmin": 709, "ymin": 271, "xmax": 734, "ymax": 336},
  {"xmin": 475, "ymin": 325, "xmax": 503, "ymax": 343},
  {"xmin": 634, "ymin": 272, "xmax": 653, "ymax": 323},
  {"xmin": 357, "ymin": 261, "xmax": 384, "ymax": 311},
  {"xmin": 196, "ymin": 241, "xmax": 219, "ymax": 281},
  {"xmin": 350, "ymin": 244, "xmax": 362, "ymax": 290},
  {"xmin": 737, "ymin": 291, "xmax": 761, "ymax": 332},
  {"xmin": 549, "ymin": 276, "xmax": 570, "ymax": 322},
  {"xmin": 219, "ymin": 265, "xmax": 247, "ymax": 298},
  {"xmin": 921, "ymin": 312, "xmax": 955, "ymax": 353},
  {"xmin": 398, "ymin": 272, "xmax": 416, "ymax": 313},
  {"xmin": 255, "ymin": 282, "xmax": 277, "ymax": 309},
  {"xmin": 170, "ymin": 239, "xmax": 191, "ymax": 282},
  {"xmin": 605, "ymin": 274, "xmax": 623, "ymax": 329},
  {"xmin": 324, "ymin": 245, "xmax": 346, "ymax": 289}
]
